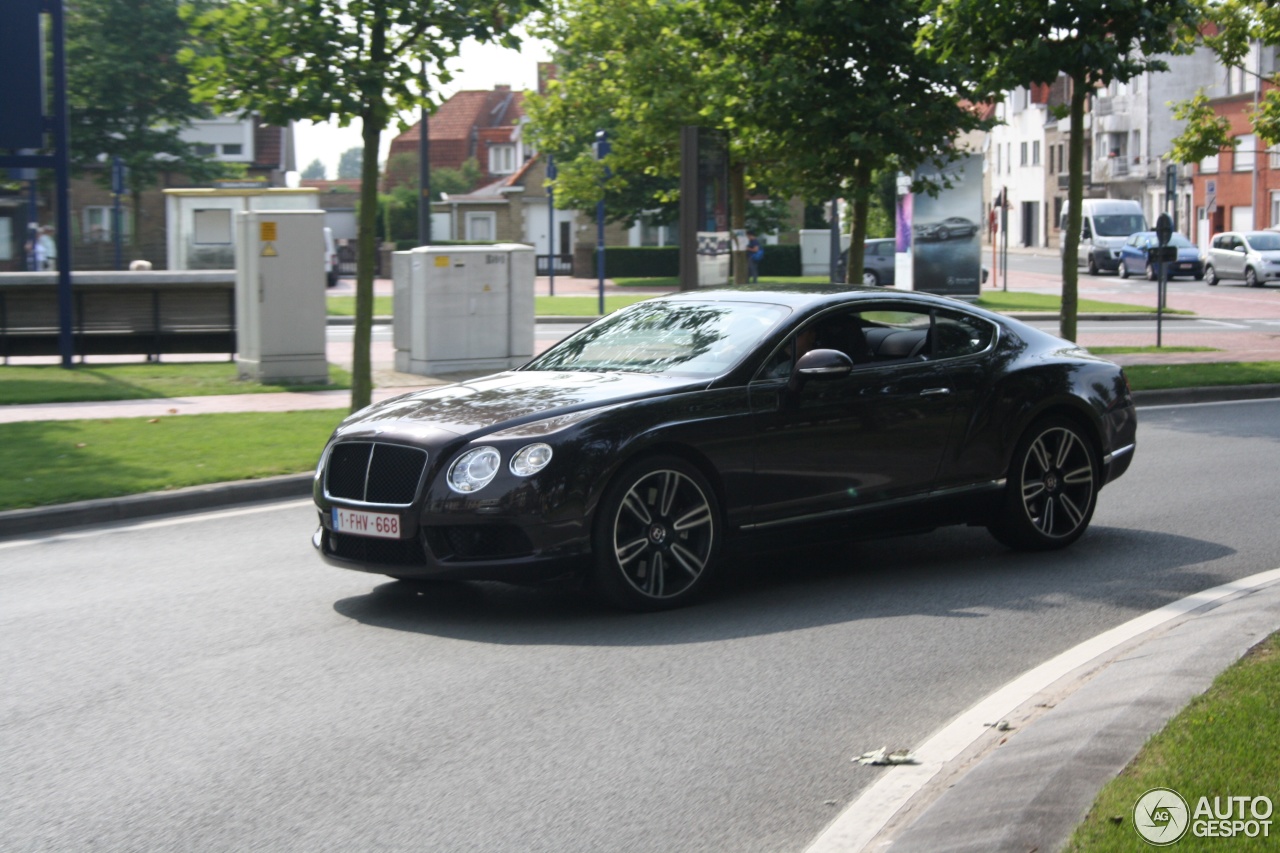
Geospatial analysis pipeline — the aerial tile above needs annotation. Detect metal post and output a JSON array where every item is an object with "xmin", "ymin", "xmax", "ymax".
[
  {"xmin": 1000, "ymin": 187, "xmax": 1009, "ymax": 292},
  {"xmin": 112, "ymin": 156, "xmax": 124, "ymax": 271},
  {"xmin": 50, "ymin": 0, "xmax": 75, "ymax": 368},
  {"xmin": 417, "ymin": 82, "xmax": 431, "ymax": 246},
  {"xmin": 829, "ymin": 197, "xmax": 841, "ymax": 283},
  {"xmin": 594, "ymin": 131, "xmax": 610, "ymax": 316},
  {"xmin": 547, "ymin": 155, "xmax": 556, "ymax": 296}
]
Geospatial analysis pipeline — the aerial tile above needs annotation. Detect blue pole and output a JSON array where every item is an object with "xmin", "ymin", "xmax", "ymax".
[{"xmin": 50, "ymin": 0, "xmax": 75, "ymax": 367}]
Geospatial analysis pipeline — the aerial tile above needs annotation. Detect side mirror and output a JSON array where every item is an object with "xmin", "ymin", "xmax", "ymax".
[{"xmin": 796, "ymin": 348, "xmax": 854, "ymax": 379}]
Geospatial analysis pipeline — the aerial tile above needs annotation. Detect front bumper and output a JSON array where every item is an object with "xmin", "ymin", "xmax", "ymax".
[{"xmin": 314, "ymin": 515, "xmax": 591, "ymax": 582}]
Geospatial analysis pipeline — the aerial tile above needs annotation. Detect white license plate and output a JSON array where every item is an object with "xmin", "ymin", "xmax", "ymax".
[
  {"xmin": 1178, "ymin": 263, "xmax": 1191, "ymax": 269},
  {"xmin": 332, "ymin": 507, "xmax": 403, "ymax": 540}
]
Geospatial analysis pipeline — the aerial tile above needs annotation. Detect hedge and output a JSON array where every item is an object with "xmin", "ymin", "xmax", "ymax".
[{"xmin": 600, "ymin": 243, "xmax": 802, "ymax": 278}]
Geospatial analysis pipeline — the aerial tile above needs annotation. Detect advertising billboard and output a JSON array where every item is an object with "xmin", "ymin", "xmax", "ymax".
[{"xmin": 912, "ymin": 154, "xmax": 984, "ymax": 298}]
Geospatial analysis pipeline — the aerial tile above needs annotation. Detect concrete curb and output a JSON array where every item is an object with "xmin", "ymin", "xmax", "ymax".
[
  {"xmin": 1132, "ymin": 383, "xmax": 1280, "ymax": 407},
  {"xmin": 0, "ymin": 473, "xmax": 313, "ymax": 539}
]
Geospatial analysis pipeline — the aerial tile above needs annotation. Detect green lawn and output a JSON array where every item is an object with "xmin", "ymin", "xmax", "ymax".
[
  {"xmin": 0, "ymin": 362, "xmax": 351, "ymax": 406},
  {"xmin": 1064, "ymin": 633, "xmax": 1280, "ymax": 852},
  {"xmin": 0, "ymin": 411, "xmax": 344, "ymax": 510},
  {"xmin": 1123, "ymin": 362, "xmax": 1280, "ymax": 391}
]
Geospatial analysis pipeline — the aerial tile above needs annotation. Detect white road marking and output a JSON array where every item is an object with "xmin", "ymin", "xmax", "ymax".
[
  {"xmin": 0, "ymin": 499, "xmax": 313, "ymax": 552},
  {"xmin": 804, "ymin": 566, "xmax": 1280, "ymax": 853}
]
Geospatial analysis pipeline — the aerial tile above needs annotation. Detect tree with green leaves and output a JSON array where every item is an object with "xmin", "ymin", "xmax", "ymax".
[
  {"xmin": 923, "ymin": 0, "xmax": 1202, "ymax": 341},
  {"xmin": 300, "ymin": 159, "xmax": 327, "ymax": 180},
  {"xmin": 1170, "ymin": 1, "xmax": 1280, "ymax": 165},
  {"xmin": 184, "ymin": 0, "xmax": 534, "ymax": 411},
  {"xmin": 66, "ymin": 0, "xmax": 224, "ymax": 237},
  {"xmin": 722, "ymin": 0, "xmax": 992, "ymax": 283},
  {"xmin": 337, "ymin": 147, "xmax": 364, "ymax": 181},
  {"xmin": 527, "ymin": 0, "xmax": 786, "ymax": 286}
]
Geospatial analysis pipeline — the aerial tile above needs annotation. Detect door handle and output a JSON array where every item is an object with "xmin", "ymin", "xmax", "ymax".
[{"xmin": 920, "ymin": 388, "xmax": 952, "ymax": 397}]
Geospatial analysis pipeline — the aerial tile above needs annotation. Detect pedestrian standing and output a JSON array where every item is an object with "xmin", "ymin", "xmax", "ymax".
[{"xmin": 746, "ymin": 231, "xmax": 763, "ymax": 283}]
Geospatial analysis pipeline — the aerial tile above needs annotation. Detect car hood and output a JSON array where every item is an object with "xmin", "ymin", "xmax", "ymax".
[{"xmin": 333, "ymin": 370, "xmax": 706, "ymax": 441}]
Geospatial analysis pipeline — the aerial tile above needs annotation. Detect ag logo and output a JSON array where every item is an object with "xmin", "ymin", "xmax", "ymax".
[{"xmin": 1135, "ymin": 787, "xmax": 1190, "ymax": 845}]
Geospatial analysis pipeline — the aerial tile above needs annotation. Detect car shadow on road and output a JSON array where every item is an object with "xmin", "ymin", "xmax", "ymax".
[{"xmin": 330, "ymin": 524, "xmax": 1236, "ymax": 647}]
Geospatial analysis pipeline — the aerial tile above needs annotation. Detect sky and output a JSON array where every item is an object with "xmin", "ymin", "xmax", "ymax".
[{"xmin": 293, "ymin": 35, "xmax": 553, "ymax": 180}]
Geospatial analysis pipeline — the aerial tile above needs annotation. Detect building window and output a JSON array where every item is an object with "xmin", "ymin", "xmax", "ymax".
[
  {"xmin": 1201, "ymin": 151, "xmax": 1219, "ymax": 174},
  {"xmin": 1032, "ymin": 141, "xmax": 1041, "ymax": 166},
  {"xmin": 488, "ymin": 144, "xmax": 516, "ymax": 175},
  {"xmin": 221, "ymin": 143, "xmax": 243, "ymax": 157},
  {"xmin": 1020, "ymin": 142, "xmax": 1028, "ymax": 166},
  {"xmin": 82, "ymin": 206, "xmax": 131, "ymax": 242},
  {"xmin": 465, "ymin": 211, "xmax": 496, "ymax": 241},
  {"xmin": 193, "ymin": 209, "xmax": 232, "ymax": 244},
  {"xmin": 1235, "ymin": 134, "xmax": 1256, "ymax": 172}
]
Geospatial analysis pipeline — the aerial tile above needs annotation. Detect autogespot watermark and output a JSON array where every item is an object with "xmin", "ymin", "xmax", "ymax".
[{"xmin": 1134, "ymin": 788, "xmax": 1274, "ymax": 845}]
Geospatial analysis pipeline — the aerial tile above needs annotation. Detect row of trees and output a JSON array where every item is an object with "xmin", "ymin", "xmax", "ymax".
[{"xmin": 49, "ymin": 0, "xmax": 1280, "ymax": 411}]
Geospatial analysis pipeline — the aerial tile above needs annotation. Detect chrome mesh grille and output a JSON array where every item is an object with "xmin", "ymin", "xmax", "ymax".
[{"xmin": 324, "ymin": 442, "xmax": 428, "ymax": 506}]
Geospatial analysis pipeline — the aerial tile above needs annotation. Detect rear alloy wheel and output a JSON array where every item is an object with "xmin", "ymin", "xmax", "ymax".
[
  {"xmin": 862, "ymin": 269, "xmax": 880, "ymax": 287},
  {"xmin": 1205, "ymin": 265, "xmax": 1218, "ymax": 286},
  {"xmin": 593, "ymin": 456, "xmax": 720, "ymax": 610},
  {"xmin": 1246, "ymin": 266, "xmax": 1261, "ymax": 287},
  {"xmin": 989, "ymin": 418, "xmax": 1098, "ymax": 551}
]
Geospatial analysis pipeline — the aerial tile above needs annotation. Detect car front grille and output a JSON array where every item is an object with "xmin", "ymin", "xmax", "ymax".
[
  {"xmin": 327, "ymin": 530, "xmax": 427, "ymax": 566},
  {"xmin": 325, "ymin": 441, "xmax": 428, "ymax": 505}
]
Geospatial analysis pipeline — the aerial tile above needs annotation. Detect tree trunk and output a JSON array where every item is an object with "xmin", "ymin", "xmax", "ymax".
[
  {"xmin": 730, "ymin": 162, "xmax": 747, "ymax": 284},
  {"xmin": 1061, "ymin": 74, "xmax": 1087, "ymax": 343},
  {"xmin": 845, "ymin": 162, "xmax": 873, "ymax": 285}
]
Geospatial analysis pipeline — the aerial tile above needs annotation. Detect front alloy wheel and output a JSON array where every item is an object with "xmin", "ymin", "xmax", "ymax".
[
  {"xmin": 989, "ymin": 418, "xmax": 1098, "ymax": 551},
  {"xmin": 593, "ymin": 456, "xmax": 720, "ymax": 610}
]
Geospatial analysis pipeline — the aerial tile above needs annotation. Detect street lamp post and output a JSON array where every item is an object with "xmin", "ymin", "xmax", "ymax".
[{"xmin": 593, "ymin": 131, "xmax": 610, "ymax": 316}]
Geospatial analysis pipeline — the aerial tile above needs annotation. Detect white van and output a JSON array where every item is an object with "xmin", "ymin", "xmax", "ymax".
[{"xmin": 1060, "ymin": 199, "xmax": 1148, "ymax": 275}]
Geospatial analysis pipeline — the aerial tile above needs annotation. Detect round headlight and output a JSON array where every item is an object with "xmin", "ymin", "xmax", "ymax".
[
  {"xmin": 510, "ymin": 443, "xmax": 553, "ymax": 476},
  {"xmin": 448, "ymin": 446, "xmax": 501, "ymax": 493}
]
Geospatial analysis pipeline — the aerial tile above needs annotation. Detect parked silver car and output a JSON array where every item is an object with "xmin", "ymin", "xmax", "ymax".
[
  {"xmin": 1204, "ymin": 231, "xmax": 1280, "ymax": 287},
  {"xmin": 861, "ymin": 238, "xmax": 895, "ymax": 286}
]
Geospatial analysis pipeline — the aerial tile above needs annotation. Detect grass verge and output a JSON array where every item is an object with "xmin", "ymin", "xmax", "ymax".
[
  {"xmin": 1064, "ymin": 632, "xmax": 1280, "ymax": 852},
  {"xmin": 1123, "ymin": 362, "xmax": 1280, "ymax": 391},
  {"xmin": 975, "ymin": 291, "xmax": 1191, "ymax": 315},
  {"xmin": 1088, "ymin": 346, "xmax": 1219, "ymax": 355},
  {"xmin": 0, "ymin": 363, "xmax": 351, "ymax": 406},
  {"xmin": 0, "ymin": 411, "xmax": 344, "ymax": 511}
]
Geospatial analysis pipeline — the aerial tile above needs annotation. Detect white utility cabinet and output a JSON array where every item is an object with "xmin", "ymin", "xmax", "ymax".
[
  {"xmin": 393, "ymin": 244, "xmax": 535, "ymax": 376},
  {"xmin": 234, "ymin": 209, "xmax": 329, "ymax": 384}
]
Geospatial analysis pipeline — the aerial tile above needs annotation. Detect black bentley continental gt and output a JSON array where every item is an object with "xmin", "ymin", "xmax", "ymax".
[{"xmin": 313, "ymin": 286, "xmax": 1136, "ymax": 610}]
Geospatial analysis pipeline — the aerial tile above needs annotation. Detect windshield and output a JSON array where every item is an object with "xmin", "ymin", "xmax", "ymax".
[
  {"xmin": 1093, "ymin": 214, "xmax": 1147, "ymax": 237},
  {"xmin": 1248, "ymin": 233, "xmax": 1280, "ymax": 251},
  {"xmin": 524, "ymin": 300, "xmax": 789, "ymax": 377}
]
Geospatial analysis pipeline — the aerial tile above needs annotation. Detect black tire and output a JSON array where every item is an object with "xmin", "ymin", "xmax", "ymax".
[
  {"xmin": 1119, "ymin": 263, "xmax": 1130, "ymax": 280},
  {"xmin": 1246, "ymin": 266, "xmax": 1261, "ymax": 287},
  {"xmin": 592, "ymin": 455, "xmax": 721, "ymax": 611},
  {"xmin": 1146, "ymin": 263, "xmax": 1157, "ymax": 282},
  {"xmin": 1205, "ymin": 265, "xmax": 1218, "ymax": 286},
  {"xmin": 937, "ymin": 228, "xmax": 950, "ymax": 240},
  {"xmin": 862, "ymin": 269, "xmax": 880, "ymax": 287},
  {"xmin": 1087, "ymin": 256, "xmax": 1099, "ymax": 276},
  {"xmin": 988, "ymin": 417, "xmax": 1099, "ymax": 551}
]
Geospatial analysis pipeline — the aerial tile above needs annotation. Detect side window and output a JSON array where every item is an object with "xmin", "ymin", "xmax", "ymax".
[{"xmin": 932, "ymin": 310, "xmax": 996, "ymax": 359}]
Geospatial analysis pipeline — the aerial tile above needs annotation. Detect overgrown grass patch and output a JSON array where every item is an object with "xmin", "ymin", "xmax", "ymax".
[
  {"xmin": 1124, "ymin": 362, "xmax": 1280, "ymax": 391},
  {"xmin": 0, "ymin": 411, "xmax": 344, "ymax": 510},
  {"xmin": 0, "ymin": 362, "xmax": 351, "ymax": 406},
  {"xmin": 1064, "ymin": 633, "xmax": 1280, "ymax": 852},
  {"xmin": 975, "ymin": 291, "xmax": 1190, "ymax": 314},
  {"xmin": 326, "ymin": 295, "xmax": 393, "ymax": 316}
]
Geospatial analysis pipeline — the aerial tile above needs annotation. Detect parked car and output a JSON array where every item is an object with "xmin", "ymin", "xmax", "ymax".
[
  {"xmin": 914, "ymin": 216, "xmax": 980, "ymax": 241},
  {"xmin": 312, "ymin": 286, "xmax": 1136, "ymax": 610},
  {"xmin": 1204, "ymin": 231, "xmax": 1280, "ymax": 287},
  {"xmin": 1061, "ymin": 199, "xmax": 1148, "ymax": 275},
  {"xmin": 840, "ymin": 238, "xmax": 896, "ymax": 286},
  {"xmin": 1118, "ymin": 231, "xmax": 1204, "ymax": 281}
]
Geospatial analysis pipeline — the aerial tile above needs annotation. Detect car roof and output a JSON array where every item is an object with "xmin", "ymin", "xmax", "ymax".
[{"xmin": 655, "ymin": 284, "xmax": 986, "ymax": 314}]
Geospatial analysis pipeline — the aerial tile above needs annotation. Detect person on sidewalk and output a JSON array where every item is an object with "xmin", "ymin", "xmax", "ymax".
[{"xmin": 746, "ymin": 232, "xmax": 763, "ymax": 283}]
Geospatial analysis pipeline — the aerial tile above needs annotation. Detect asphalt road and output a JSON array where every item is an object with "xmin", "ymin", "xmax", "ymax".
[{"xmin": 3, "ymin": 399, "xmax": 1279, "ymax": 852}]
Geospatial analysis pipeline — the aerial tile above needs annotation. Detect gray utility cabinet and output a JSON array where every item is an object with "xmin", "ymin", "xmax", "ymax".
[
  {"xmin": 393, "ymin": 244, "xmax": 535, "ymax": 376},
  {"xmin": 234, "ymin": 209, "xmax": 328, "ymax": 384}
]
